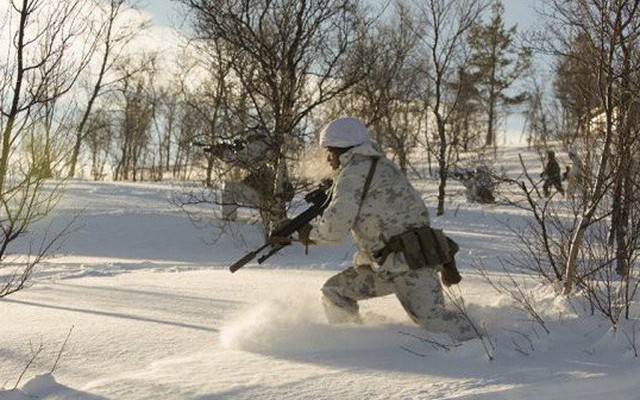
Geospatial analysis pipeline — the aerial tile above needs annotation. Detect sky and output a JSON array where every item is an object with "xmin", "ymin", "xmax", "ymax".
[
  {"xmin": 141, "ymin": 0, "xmax": 542, "ymax": 32},
  {"xmin": 140, "ymin": 0, "xmax": 189, "ymax": 29}
]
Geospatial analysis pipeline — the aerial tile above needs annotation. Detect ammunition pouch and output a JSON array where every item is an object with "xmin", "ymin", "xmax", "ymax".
[{"xmin": 374, "ymin": 226, "xmax": 461, "ymax": 285}]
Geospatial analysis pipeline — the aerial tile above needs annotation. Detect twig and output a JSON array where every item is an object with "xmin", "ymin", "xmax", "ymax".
[
  {"xmin": 51, "ymin": 325, "xmax": 75, "ymax": 373},
  {"xmin": 399, "ymin": 330, "xmax": 459, "ymax": 352},
  {"xmin": 504, "ymin": 329, "xmax": 534, "ymax": 356},
  {"xmin": 444, "ymin": 288, "xmax": 495, "ymax": 361},
  {"xmin": 474, "ymin": 261, "xmax": 549, "ymax": 334},
  {"xmin": 13, "ymin": 341, "xmax": 43, "ymax": 390},
  {"xmin": 400, "ymin": 346, "xmax": 427, "ymax": 357}
]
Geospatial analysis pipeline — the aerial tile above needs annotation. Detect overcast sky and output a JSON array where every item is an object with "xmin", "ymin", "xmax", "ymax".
[{"xmin": 141, "ymin": 0, "xmax": 542, "ymax": 32}]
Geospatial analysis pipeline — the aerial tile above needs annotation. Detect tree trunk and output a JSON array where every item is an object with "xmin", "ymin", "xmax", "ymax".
[
  {"xmin": 436, "ymin": 117, "xmax": 447, "ymax": 216},
  {"xmin": 563, "ymin": 215, "xmax": 588, "ymax": 294}
]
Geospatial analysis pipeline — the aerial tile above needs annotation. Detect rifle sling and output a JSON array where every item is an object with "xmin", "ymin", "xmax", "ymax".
[{"xmin": 356, "ymin": 157, "xmax": 379, "ymax": 220}]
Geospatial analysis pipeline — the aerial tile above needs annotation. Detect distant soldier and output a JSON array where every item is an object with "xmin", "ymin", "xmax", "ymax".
[
  {"xmin": 541, "ymin": 150, "xmax": 564, "ymax": 198},
  {"xmin": 565, "ymin": 148, "xmax": 585, "ymax": 199},
  {"xmin": 466, "ymin": 166, "xmax": 496, "ymax": 204},
  {"xmin": 209, "ymin": 128, "xmax": 292, "ymax": 222},
  {"xmin": 218, "ymin": 130, "xmax": 271, "ymax": 220}
]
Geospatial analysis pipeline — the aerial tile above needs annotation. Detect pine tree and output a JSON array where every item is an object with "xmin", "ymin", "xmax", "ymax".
[{"xmin": 467, "ymin": 1, "xmax": 531, "ymax": 147}]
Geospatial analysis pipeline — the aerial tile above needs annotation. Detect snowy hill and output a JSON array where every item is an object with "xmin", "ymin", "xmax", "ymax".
[{"xmin": 1, "ymin": 146, "xmax": 639, "ymax": 400}]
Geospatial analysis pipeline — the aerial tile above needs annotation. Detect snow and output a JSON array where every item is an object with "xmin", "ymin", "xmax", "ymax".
[{"xmin": 1, "ymin": 146, "xmax": 639, "ymax": 400}]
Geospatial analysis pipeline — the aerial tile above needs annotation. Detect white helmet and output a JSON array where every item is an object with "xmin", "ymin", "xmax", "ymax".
[{"xmin": 319, "ymin": 117, "xmax": 371, "ymax": 148}]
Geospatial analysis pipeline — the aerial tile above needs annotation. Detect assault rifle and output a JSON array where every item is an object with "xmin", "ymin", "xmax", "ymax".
[
  {"xmin": 191, "ymin": 140, "xmax": 243, "ymax": 156},
  {"xmin": 229, "ymin": 179, "xmax": 332, "ymax": 273}
]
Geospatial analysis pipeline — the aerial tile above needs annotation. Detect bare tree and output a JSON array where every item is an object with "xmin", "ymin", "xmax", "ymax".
[
  {"xmin": 24, "ymin": 90, "xmax": 75, "ymax": 180},
  {"xmin": 111, "ymin": 55, "xmax": 157, "ymax": 181},
  {"xmin": 532, "ymin": 0, "xmax": 640, "ymax": 296},
  {"xmin": 1, "ymin": 0, "xmax": 96, "ymax": 190},
  {"xmin": 84, "ymin": 107, "xmax": 113, "ymax": 180},
  {"xmin": 67, "ymin": 0, "xmax": 148, "ymax": 178},
  {"xmin": 338, "ymin": 0, "xmax": 429, "ymax": 174},
  {"xmin": 180, "ymin": 38, "xmax": 238, "ymax": 187},
  {"xmin": 152, "ymin": 88, "xmax": 180, "ymax": 181},
  {"xmin": 0, "ymin": 0, "xmax": 96, "ymax": 297},
  {"xmin": 181, "ymin": 0, "xmax": 368, "ymax": 228},
  {"xmin": 414, "ymin": 0, "xmax": 490, "ymax": 215},
  {"xmin": 522, "ymin": 75, "xmax": 561, "ymax": 148}
]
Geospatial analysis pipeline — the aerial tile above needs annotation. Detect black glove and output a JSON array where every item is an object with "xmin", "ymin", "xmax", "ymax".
[
  {"xmin": 268, "ymin": 218, "xmax": 292, "ymax": 244},
  {"xmin": 441, "ymin": 259, "xmax": 462, "ymax": 287},
  {"xmin": 271, "ymin": 218, "xmax": 291, "ymax": 233},
  {"xmin": 297, "ymin": 223, "xmax": 314, "ymax": 246}
]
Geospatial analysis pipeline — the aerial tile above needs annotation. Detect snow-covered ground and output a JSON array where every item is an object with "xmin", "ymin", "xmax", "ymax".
[{"xmin": 1, "ymin": 146, "xmax": 639, "ymax": 400}]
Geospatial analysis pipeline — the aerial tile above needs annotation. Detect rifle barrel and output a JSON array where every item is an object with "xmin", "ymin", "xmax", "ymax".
[
  {"xmin": 229, "ymin": 251, "xmax": 257, "ymax": 273},
  {"xmin": 229, "ymin": 242, "xmax": 269, "ymax": 272}
]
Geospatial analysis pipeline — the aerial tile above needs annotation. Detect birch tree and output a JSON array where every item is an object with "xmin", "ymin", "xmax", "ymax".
[
  {"xmin": 67, "ymin": 0, "xmax": 148, "ymax": 178},
  {"xmin": 414, "ymin": 0, "xmax": 489, "ymax": 215},
  {"xmin": 0, "ymin": 0, "xmax": 95, "ymax": 297},
  {"xmin": 530, "ymin": 0, "xmax": 640, "ymax": 304},
  {"xmin": 338, "ymin": 1, "xmax": 429, "ymax": 174}
]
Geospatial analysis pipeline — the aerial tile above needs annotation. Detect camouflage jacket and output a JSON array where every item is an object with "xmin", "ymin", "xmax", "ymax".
[{"xmin": 309, "ymin": 142, "xmax": 431, "ymax": 273}]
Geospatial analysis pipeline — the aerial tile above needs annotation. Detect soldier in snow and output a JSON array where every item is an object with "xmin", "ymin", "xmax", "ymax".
[
  {"xmin": 564, "ymin": 148, "xmax": 586, "ymax": 199},
  {"xmin": 216, "ymin": 130, "xmax": 272, "ymax": 220},
  {"xmin": 541, "ymin": 150, "xmax": 565, "ymax": 198},
  {"xmin": 292, "ymin": 117, "xmax": 474, "ymax": 341},
  {"xmin": 460, "ymin": 165, "xmax": 496, "ymax": 204},
  {"xmin": 214, "ymin": 128, "xmax": 293, "ymax": 222}
]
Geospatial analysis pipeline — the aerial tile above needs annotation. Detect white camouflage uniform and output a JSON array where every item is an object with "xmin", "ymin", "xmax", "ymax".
[
  {"xmin": 308, "ymin": 141, "xmax": 473, "ymax": 340},
  {"xmin": 220, "ymin": 134, "xmax": 272, "ymax": 220},
  {"xmin": 566, "ymin": 151, "xmax": 585, "ymax": 199}
]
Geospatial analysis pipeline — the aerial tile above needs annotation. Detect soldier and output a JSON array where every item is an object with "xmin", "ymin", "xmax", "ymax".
[
  {"xmin": 565, "ymin": 148, "xmax": 585, "ymax": 199},
  {"xmin": 213, "ymin": 129, "xmax": 293, "ymax": 223},
  {"xmin": 296, "ymin": 117, "xmax": 473, "ymax": 340},
  {"xmin": 464, "ymin": 166, "xmax": 496, "ymax": 204},
  {"xmin": 542, "ymin": 150, "xmax": 565, "ymax": 198},
  {"xmin": 217, "ymin": 130, "xmax": 272, "ymax": 221}
]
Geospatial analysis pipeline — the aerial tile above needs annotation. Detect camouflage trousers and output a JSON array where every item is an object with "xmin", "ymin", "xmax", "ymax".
[{"xmin": 321, "ymin": 265, "xmax": 473, "ymax": 340}]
